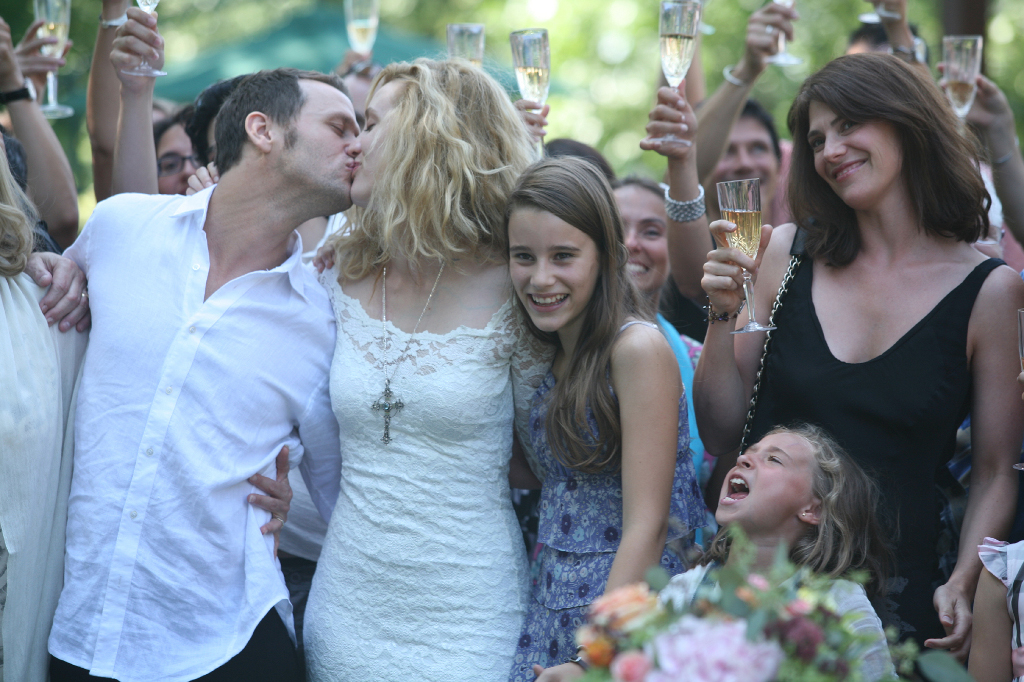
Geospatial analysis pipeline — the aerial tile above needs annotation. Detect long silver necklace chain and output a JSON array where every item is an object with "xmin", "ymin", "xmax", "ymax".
[{"xmin": 371, "ymin": 263, "xmax": 445, "ymax": 444}]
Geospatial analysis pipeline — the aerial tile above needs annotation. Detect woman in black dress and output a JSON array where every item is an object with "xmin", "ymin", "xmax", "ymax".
[{"xmin": 694, "ymin": 53, "xmax": 1024, "ymax": 657}]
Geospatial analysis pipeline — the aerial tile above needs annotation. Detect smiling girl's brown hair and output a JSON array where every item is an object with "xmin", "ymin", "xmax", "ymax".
[
  {"xmin": 787, "ymin": 53, "xmax": 988, "ymax": 266},
  {"xmin": 504, "ymin": 157, "xmax": 648, "ymax": 473}
]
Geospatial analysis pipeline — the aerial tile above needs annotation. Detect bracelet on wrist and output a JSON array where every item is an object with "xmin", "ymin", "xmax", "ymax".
[
  {"xmin": 722, "ymin": 64, "xmax": 749, "ymax": 87},
  {"xmin": 993, "ymin": 138, "xmax": 1020, "ymax": 165},
  {"xmin": 568, "ymin": 647, "xmax": 590, "ymax": 672},
  {"xmin": 99, "ymin": 12, "xmax": 128, "ymax": 28},
  {"xmin": 664, "ymin": 183, "xmax": 706, "ymax": 223},
  {"xmin": 705, "ymin": 299, "xmax": 745, "ymax": 324}
]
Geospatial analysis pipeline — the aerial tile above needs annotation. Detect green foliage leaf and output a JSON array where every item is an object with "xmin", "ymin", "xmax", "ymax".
[
  {"xmin": 646, "ymin": 565, "xmax": 671, "ymax": 592},
  {"xmin": 916, "ymin": 651, "xmax": 974, "ymax": 682}
]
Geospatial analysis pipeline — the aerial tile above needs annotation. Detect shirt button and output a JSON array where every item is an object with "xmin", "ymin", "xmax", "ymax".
[
  {"xmin": 192, "ymin": 264, "xmax": 200, "ymax": 271},
  {"xmin": 130, "ymin": 510, "xmax": 138, "ymax": 519},
  {"xmin": 165, "ymin": 387, "xmax": 173, "ymax": 394},
  {"xmin": 146, "ymin": 447, "xmax": 154, "ymax": 456},
  {"xmin": 189, "ymin": 326, "xmax": 197, "ymax": 334}
]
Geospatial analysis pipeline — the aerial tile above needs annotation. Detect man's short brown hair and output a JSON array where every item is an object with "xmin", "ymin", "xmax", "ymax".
[{"xmin": 214, "ymin": 68, "xmax": 349, "ymax": 174}]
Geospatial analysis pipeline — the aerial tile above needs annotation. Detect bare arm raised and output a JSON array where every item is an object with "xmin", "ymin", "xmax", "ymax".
[
  {"xmin": 694, "ymin": 3, "xmax": 797, "ymax": 182},
  {"xmin": 639, "ymin": 81, "xmax": 708, "ymax": 300},
  {"xmin": 109, "ymin": 8, "xmax": 164, "ymax": 196}
]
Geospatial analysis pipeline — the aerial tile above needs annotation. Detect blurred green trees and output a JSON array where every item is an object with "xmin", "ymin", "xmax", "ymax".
[{"xmin": 1, "ymin": 0, "xmax": 1021, "ymax": 202}]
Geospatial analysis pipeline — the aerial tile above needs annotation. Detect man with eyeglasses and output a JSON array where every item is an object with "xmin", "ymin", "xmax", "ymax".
[{"xmin": 154, "ymin": 105, "xmax": 201, "ymax": 196}]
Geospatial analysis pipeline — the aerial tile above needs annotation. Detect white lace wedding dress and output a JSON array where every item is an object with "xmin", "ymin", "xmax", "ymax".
[{"xmin": 304, "ymin": 268, "xmax": 551, "ymax": 682}]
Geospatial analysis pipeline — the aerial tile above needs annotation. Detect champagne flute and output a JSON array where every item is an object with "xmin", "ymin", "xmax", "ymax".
[
  {"xmin": 858, "ymin": 1, "xmax": 901, "ymax": 23},
  {"xmin": 764, "ymin": 0, "xmax": 802, "ymax": 66},
  {"xmin": 510, "ymin": 29, "xmax": 549, "ymax": 108},
  {"xmin": 510, "ymin": 29, "xmax": 549, "ymax": 158},
  {"xmin": 648, "ymin": 0, "xmax": 701, "ymax": 147},
  {"xmin": 33, "ymin": 0, "xmax": 74, "ymax": 118},
  {"xmin": 941, "ymin": 35, "xmax": 983, "ymax": 120},
  {"xmin": 121, "ymin": 0, "xmax": 167, "ymax": 76},
  {"xmin": 717, "ymin": 178, "xmax": 773, "ymax": 334},
  {"xmin": 345, "ymin": 0, "xmax": 380, "ymax": 54},
  {"xmin": 447, "ymin": 24, "xmax": 485, "ymax": 67}
]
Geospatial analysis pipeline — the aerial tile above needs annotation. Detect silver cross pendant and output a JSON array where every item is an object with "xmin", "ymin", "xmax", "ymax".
[{"xmin": 371, "ymin": 379, "xmax": 404, "ymax": 445}]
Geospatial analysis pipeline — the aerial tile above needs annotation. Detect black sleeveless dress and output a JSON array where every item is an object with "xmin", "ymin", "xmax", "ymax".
[{"xmin": 746, "ymin": 240, "xmax": 1004, "ymax": 644}]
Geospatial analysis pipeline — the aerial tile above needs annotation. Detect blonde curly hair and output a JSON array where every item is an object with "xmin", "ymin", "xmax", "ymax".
[
  {"xmin": 0, "ymin": 142, "xmax": 36, "ymax": 278},
  {"xmin": 330, "ymin": 58, "xmax": 535, "ymax": 279}
]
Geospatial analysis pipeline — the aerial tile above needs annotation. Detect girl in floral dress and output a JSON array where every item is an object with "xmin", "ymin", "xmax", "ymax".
[{"xmin": 503, "ymin": 157, "xmax": 706, "ymax": 682}]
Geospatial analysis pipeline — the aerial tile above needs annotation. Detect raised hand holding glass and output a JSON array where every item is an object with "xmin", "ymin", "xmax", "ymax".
[
  {"xmin": 121, "ymin": 0, "xmax": 167, "ymax": 77},
  {"xmin": 717, "ymin": 178, "xmax": 774, "ymax": 334},
  {"xmin": 941, "ymin": 35, "xmax": 983, "ymax": 120},
  {"xmin": 764, "ymin": 0, "xmax": 801, "ymax": 66},
  {"xmin": 33, "ymin": 0, "xmax": 74, "ymax": 118},
  {"xmin": 648, "ymin": 1, "xmax": 701, "ymax": 147}
]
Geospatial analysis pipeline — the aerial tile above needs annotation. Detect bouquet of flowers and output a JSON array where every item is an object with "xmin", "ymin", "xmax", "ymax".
[{"xmin": 574, "ymin": 534, "xmax": 970, "ymax": 682}]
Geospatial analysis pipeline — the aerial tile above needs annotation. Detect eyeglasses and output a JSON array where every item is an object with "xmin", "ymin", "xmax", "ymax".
[{"xmin": 158, "ymin": 152, "xmax": 201, "ymax": 177}]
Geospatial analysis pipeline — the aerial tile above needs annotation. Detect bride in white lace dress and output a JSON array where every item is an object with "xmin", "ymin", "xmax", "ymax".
[{"xmin": 303, "ymin": 60, "xmax": 550, "ymax": 682}]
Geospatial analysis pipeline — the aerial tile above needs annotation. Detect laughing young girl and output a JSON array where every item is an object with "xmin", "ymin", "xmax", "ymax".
[{"xmin": 504, "ymin": 157, "xmax": 706, "ymax": 682}]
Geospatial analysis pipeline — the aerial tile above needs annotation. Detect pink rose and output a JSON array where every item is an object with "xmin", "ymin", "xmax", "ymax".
[
  {"xmin": 610, "ymin": 651, "xmax": 652, "ymax": 682},
  {"xmin": 785, "ymin": 598, "xmax": 813, "ymax": 616},
  {"xmin": 747, "ymin": 574, "xmax": 770, "ymax": 591}
]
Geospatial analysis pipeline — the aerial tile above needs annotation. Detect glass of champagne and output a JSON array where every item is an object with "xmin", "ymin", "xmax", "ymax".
[
  {"xmin": 33, "ymin": 0, "xmax": 74, "ymax": 118},
  {"xmin": 510, "ymin": 29, "xmax": 550, "ymax": 107},
  {"xmin": 764, "ymin": 0, "xmax": 802, "ymax": 66},
  {"xmin": 121, "ymin": 0, "xmax": 167, "ymax": 76},
  {"xmin": 447, "ymin": 24, "xmax": 485, "ymax": 67},
  {"xmin": 648, "ymin": 0, "xmax": 701, "ymax": 147},
  {"xmin": 717, "ymin": 178, "xmax": 773, "ymax": 334},
  {"xmin": 941, "ymin": 35, "xmax": 983, "ymax": 120},
  {"xmin": 345, "ymin": 0, "xmax": 380, "ymax": 54},
  {"xmin": 858, "ymin": 1, "xmax": 901, "ymax": 24}
]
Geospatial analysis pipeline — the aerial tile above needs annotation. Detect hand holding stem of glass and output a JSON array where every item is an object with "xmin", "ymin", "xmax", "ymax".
[
  {"xmin": 648, "ymin": 1, "xmax": 701, "ymax": 147},
  {"xmin": 120, "ymin": 0, "xmax": 167, "ymax": 76},
  {"xmin": 764, "ymin": 0, "xmax": 802, "ymax": 66},
  {"xmin": 447, "ymin": 24, "xmax": 485, "ymax": 67},
  {"xmin": 717, "ymin": 178, "xmax": 774, "ymax": 334},
  {"xmin": 941, "ymin": 35, "xmax": 983, "ymax": 120},
  {"xmin": 345, "ymin": 0, "xmax": 380, "ymax": 54},
  {"xmin": 33, "ymin": 0, "xmax": 74, "ymax": 118}
]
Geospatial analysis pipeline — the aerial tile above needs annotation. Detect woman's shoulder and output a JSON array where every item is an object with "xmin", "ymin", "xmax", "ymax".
[
  {"xmin": 610, "ymin": 319, "xmax": 676, "ymax": 367},
  {"xmin": 978, "ymin": 537, "xmax": 1024, "ymax": 586}
]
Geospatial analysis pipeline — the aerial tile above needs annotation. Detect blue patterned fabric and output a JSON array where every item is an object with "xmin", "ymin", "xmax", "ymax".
[{"xmin": 508, "ymin": 371, "xmax": 706, "ymax": 681}]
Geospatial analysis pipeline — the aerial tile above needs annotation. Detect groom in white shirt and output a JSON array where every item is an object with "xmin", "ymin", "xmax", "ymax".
[{"xmin": 46, "ymin": 68, "xmax": 359, "ymax": 682}]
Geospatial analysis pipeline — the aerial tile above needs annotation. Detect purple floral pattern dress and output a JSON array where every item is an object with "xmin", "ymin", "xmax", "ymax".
[{"xmin": 507, "ymin": 370, "xmax": 706, "ymax": 681}]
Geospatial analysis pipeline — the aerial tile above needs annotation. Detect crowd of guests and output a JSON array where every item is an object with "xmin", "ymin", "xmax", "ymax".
[{"xmin": 2, "ymin": 0, "xmax": 1024, "ymax": 680}]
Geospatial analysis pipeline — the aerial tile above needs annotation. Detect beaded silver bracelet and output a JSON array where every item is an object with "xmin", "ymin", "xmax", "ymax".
[{"xmin": 664, "ymin": 183, "xmax": 706, "ymax": 223}]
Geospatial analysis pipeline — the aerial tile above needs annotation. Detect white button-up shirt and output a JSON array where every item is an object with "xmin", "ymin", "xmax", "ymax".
[{"xmin": 48, "ymin": 188, "xmax": 342, "ymax": 682}]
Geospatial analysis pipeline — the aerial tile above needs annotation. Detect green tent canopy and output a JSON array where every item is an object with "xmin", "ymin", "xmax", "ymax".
[{"xmin": 150, "ymin": 5, "xmax": 520, "ymax": 104}]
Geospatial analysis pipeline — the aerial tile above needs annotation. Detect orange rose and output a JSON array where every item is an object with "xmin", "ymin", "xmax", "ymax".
[
  {"xmin": 589, "ymin": 583, "xmax": 661, "ymax": 632},
  {"xmin": 585, "ymin": 635, "xmax": 617, "ymax": 667}
]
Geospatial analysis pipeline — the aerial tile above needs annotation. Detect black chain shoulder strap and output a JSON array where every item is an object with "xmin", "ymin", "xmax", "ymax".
[{"xmin": 739, "ymin": 254, "xmax": 802, "ymax": 450}]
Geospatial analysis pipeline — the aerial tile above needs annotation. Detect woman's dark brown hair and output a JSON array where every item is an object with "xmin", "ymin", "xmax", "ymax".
[
  {"xmin": 505, "ymin": 157, "xmax": 649, "ymax": 473},
  {"xmin": 787, "ymin": 53, "xmax": 989, "ymax": 266}
]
